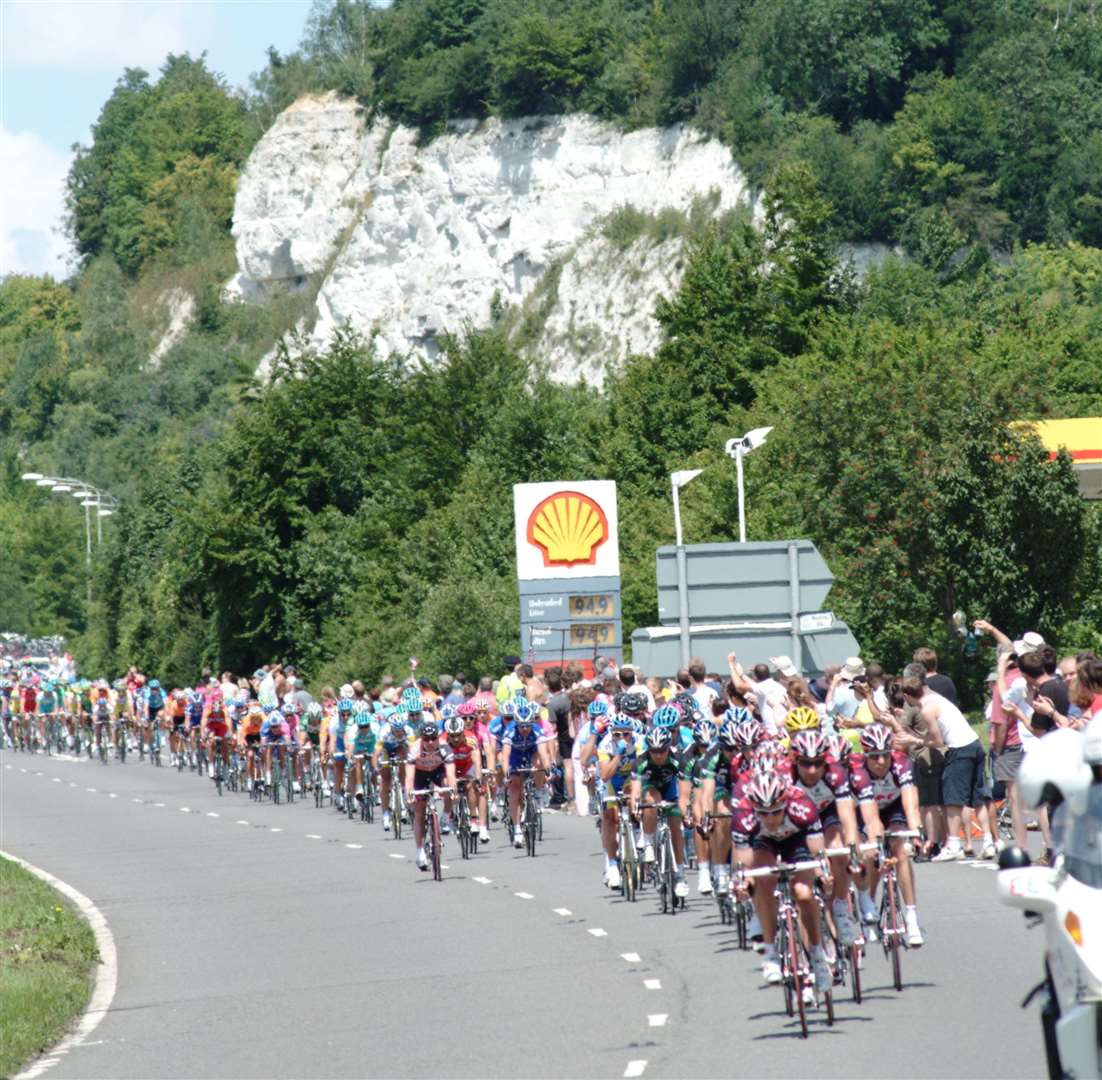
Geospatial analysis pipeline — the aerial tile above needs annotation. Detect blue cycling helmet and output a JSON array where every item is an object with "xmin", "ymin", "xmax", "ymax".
[
  {"xmin": 337, "ymin": 697, "xmax": 354, "ymax": 713},
  {"xmin": 282, "ymin": 700, "xmax": 296, "ymax": 716},
  {"xmin": 652, "ymin": 704, "xmax": 680, "ymax": 730},
  {"xmin": 723, "ymin": 706, "xmax": 753, "ymax": 726},
  {"xmin": 402, "ymin": 687, "xmax": 422, "ymax": 712},
  {"xmin": 610, "ymin": 713, "xmax": 633, "ymax": 731},
  {"xmin": 149, "ymin": 679, "xmax": 160, "ymax": 689},
  {"xmin": 587, "ymin": 699, "xmax": 609, "ymax": 719}
]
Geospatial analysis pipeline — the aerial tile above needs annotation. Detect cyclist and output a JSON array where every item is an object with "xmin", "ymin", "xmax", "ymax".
[
  {"xmin": 781, "ymin": 704, "xmax": 821, "ymax": 748},
  {"xmin": 239, "ymin": 702, "xmax": 264, "ymax": 790},
  {"xmin": 328, "ymin": 696, "xmax": 354, "ymax": 811},
  {"xmin": 349, "ymin": 699, "xmax": 377, "ymax": 805},
  {"xmin": 19, "ymin": 678, "xmax": 38, "ymax": 748},
  {"xmin": 849, "ymin": 723, "xmax": 925, "ymax": 946},
  {"xmin": 186, "ymin": 688, "xmax": 205, "ymax": 765},
  {"xmin": 597, "ymin": 710, "xmax": 645, "ymax": 888},
  {"xmin": 202, "ymin": 689, "xmax": 230, "ymax": 780},
  {"xmin": 698, "ymin": 719, "xmax": 748, "ymax": 893},
  {"xmin": 404, "ymin": 718, "xmax": 457, "ymax": 871},
  {"xmin": 91, "ymin": 680, "xmax": 113, "ymax": 757},
  {"xmin": 501, "ymin": 702, "xmax": 553, "ymax": 848},
  {"xmin": 36, "ymin": 679, "xmax": 58, "ymax": 751},
  {"xmin": 733, "ymin": 771, "xmax": 833, "ymax": 992},
  {"xmin": 168, "ymin": 689, "xmax": 188, "ymax": 766},
  {"xmin": 260, "ymin": 704, "xmax": 290, "ymax": 788},
  {"xmin": 145, "ymin": 679, "xmax": 166, "ymax": 758},
  {"xmin": 788, "ymin": 729, "xmax": 861, "ymax": 946},
  {"xmin": 444, "ymin": 714, "xmax": 488, "ymax": 843},
  {"xmin": 630, "ymin": 727, "xmax": 690, "ymax": 897},
  {"xmin": 300, "ymin": 701, "xmax": 323, "ymax": 789},
  {"xmin": 683, "ymin": 718, "xmax": 718, "ymax": 893},
  {"xmin": 374, "ymin": 707, "xmax": 412, "ymax": 831}
]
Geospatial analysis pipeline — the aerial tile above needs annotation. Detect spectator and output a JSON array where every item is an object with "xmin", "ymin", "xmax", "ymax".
[
  {"xmin": 545, "ymin": 668, "xmax": 573, "ymax": 809},
  {"xmin": 901, "ymin": 674, "xmax": 985, "ymax": 861},
  {"xmin": 1076, "ymin": 657, "xmax": 1102, "ymax": 724},
  {"xmin": 807, "ymin": 663, "xmax": 839, "ymax": 705},
  {"xmin": 687, "ymin": 659, "xmax": 717, "ymax": 714},
  {"xmin": 827, "ymin": 656, "xmax": 865, "ymax": 730},
  {"xmin": 645, "ymin": 675, "xmax": 665, "ymax": 704},
  {"xmin": 1025, "ymin": 647, "xmax": 1073, "ymax": 733},
  {"xmin": 888, "ymin": 663, "xmax": 945, "ymax": 858},
  {"xmin": 495, "ymin": 655, "xmax": 524, "ymax": 707},
  {"xmin": 912, "ymin": 647, "xmax": 958, "ymax": 706},
  {"xmin": 990, "ymin": 652, "xmax": 1027, "ymax": 849}
]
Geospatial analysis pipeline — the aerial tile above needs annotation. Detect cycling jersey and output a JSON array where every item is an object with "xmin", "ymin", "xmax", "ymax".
[
  {"xmin": 635, "ymin": 750, "xmax": 681, "ymax": 808},
  {"xmin": 849, "ymin": 752, "xmax": 914, "ymax": 808},
  {"xmin": 447, "ymin": 734, "xmax": 479, "ymax": 775},
  {"xmin": 732, "ymin": 787, "xmax": 822, "ymax": 848},
  {"xmin": 503, "ymin": 721, "xmax": 547, "ymax": 765},
  {"xmin": 597, "ymin": 731, "xmax": 645, "ymax": 778},
  {"xmin": 699, "ymin": 747, "xmax": 748, "ymax": 795}
]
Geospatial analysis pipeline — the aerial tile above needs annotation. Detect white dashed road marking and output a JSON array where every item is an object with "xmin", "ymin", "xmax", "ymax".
[
  {"xmin": 587, "ymin": 928, "xmax": 608, "ymax": 937},
  {"xmin": 388, "ymin": 852, "xmax": 405, "ymax": 859},
  {"xmin": 206, "ymin": 812, "xmax": 219, "ymax": 818},
  {"xmin": 344, "ymin": 843, "xmax": 361, "ymax": 849},
  {"xmin": 514, "ymin": 891, "xmax": 534, "ymax": 900},
  {"xmin": 52, "ymin": 777, "xmax": 61, "ymax": 782},
  {"xmin": 306, "ymin": 834, "xmax": 321, "ymax": 840},
  {"xmin": 473, "ymin": 876, "xmax": 492, "ymax": 884},
  {"xmin": 644, "ymin": 978, "xmax": 662, "ymax": 990},
  {"xmin": 621, "ymin": 952, "xmax": 641, "ymax": 963},
  {"xmin": 553, "ymin": 907, "xmax": 572, "ymax": 916},
  {"xmin": 236, "ymin": 820, "xmax": 249, "ymax": 825},
  {"xmin": 648, "ymin": 1014, "xmax": 668, "ymax": 1027},
  {"xmin": 271, "ymin": 828, "xmax": 283, "ymax": 834}
]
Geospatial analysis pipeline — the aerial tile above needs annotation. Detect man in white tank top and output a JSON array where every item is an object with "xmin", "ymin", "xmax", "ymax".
[{"xmin": 901, "ymin": 675, "xmax": 983, "ymax": 860}]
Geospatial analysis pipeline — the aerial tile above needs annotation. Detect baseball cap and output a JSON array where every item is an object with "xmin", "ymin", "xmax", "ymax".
[{"xmin": 769, "ymin": 655, "xmax": 798, "ymax": 678}]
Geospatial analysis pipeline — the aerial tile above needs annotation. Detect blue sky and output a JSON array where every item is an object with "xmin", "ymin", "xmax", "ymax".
[{"xmin": 1, "ymin": 0, "xmax": 315, "ymax": 277}]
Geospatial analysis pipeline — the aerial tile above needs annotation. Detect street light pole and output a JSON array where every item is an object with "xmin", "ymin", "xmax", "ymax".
[
  {"xmin": 671, "ymin": 469, "xmax": 703, "ymax": 669},
  {"xmin": 735, "ymin": 442, "xmax": 746, "ymax": 543},
  {"xmin": 84, "ymin": 501, "xmax": 92, "ymax": 608},
  {"xmin": 724, "ymin": 427, "xmax": 774, "ymax": 544}
]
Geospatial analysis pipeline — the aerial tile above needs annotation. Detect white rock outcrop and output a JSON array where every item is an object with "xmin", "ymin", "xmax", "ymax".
[
  {"xmin": 229, "ymin": 95, "xmax": 754, "ymax": 382},
  {"xmin": 147, "ymin": 288, "xmax": 195, "ymax": 369}
]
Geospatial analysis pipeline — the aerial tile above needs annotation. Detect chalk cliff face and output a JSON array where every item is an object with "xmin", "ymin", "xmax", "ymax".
[{"xmin": 227, "ymin": 92, "xmax": 754, "ymax": 383}]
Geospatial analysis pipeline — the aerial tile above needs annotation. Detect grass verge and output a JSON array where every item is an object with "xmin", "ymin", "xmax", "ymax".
[{"xmin": 0, "ymin": 858, "xmax": 99, "ymax": 1078}]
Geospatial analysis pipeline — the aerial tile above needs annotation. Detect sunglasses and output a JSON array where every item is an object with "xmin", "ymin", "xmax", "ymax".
[
  {"xmin": 796, "ymin": 757, "xmax": 825, "ymax": 768},
  {"xmin": 759, "ymin": 806, "xmax": 786, "ymax": 816},
  {"xmin": 865, "ymin": 751, "xmax": 890, "ymax": 761},
  {"xmin": 423, "ymin": 733, "xmax": 439, "ymax": 741}
]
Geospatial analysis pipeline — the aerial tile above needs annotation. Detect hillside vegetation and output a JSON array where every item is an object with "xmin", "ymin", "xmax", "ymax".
[{"xmin": 3, "ymin": 0, "xmax": 1102, "ymax": 691}]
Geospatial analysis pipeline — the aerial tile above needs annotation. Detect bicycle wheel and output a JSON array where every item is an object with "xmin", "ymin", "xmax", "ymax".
[
  {"xmin": 786, "ymin": 907, "xmax": 808, "ymax": 1039},
  {"xmin": 431, "ymin": 811, "xmax": 443, "ymax": 881},
  {"xmin": 778, "ymin": 918, "xmax": 794, "ymax": 1017},
  {"xmin": 889, "ymin": 880, "xmax": 904, "ymax": 992},
  {"xmin": 215, "ymin": 757, "xmax": 223, "ymax": 797},
  {"xmin": 364, "ymin": 776, "xmax": 375, "ymax": 824},
  {"xmin": 736, "ymin": 900, "xmax": 749, "ymax": 949}
]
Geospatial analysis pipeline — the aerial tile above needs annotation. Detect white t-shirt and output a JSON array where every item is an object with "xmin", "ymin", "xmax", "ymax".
[
  {"xmin": 752, "ymin": 678, "xmax": 787, "ymax": 735},
  {"xmin": 926, "ymin": 690, "xmax": 979, "ymax": 749},
  {"xmin": 1003, "ymin": 674, "xmax": 1037, "ymax": 746},
  {"xmin": 692, "ymin": 684, "xmax": 718, "ymax": 715}
]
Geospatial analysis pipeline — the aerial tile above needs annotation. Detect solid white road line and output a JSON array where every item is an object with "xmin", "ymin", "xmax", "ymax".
[
  {"xmin": 623, "ymin": 1060, "xmax": 647, "ymax": 1078},
  {"xmin": 2, "ymin": 851, "xmax": 118, "ymax": 1080}
]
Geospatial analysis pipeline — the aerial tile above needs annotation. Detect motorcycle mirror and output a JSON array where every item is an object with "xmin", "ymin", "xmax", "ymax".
[{"xmin": 998, "ymin": 845, "xmax": 1032, "ymax": 870}]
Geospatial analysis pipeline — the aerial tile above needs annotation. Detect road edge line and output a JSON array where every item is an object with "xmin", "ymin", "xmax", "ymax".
[{"xmin": 1, "ymin": 850, "xmax": 119, "ymax": 1080}]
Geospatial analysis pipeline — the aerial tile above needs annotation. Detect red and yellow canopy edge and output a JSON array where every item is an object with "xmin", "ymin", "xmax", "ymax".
[{"xmin": 1012, "ymin": 418, "xmax": 1102, "ymax": 465}]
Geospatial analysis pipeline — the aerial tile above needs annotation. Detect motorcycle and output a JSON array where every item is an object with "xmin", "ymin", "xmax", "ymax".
[{"xmin": 998, "ymin": 728, "xmax": 1102, "ymax": 1080}]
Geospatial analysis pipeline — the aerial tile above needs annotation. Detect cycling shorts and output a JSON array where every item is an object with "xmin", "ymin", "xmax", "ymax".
[
  {"xmin": 818, "ymin": 801, "xmax": 842, "ymax": 833},
  {"xmin": 244, "ymin": 733, "xmax": 261, "ymax": 747},
  {"xmin": 172, "ymin": 715, "xmax": 187, "ymax": 728},
  {"xmin": 378, "ymin": 745, "xmax": 407, "ymax": 766},
  {"xmin": 602, "ymin": 772, "xmax": 629, "ymax": 805},
  {"xmin": 262, "ymin": 722, "xmax": 289, "ymax": 743},
  {"xmin": 414, "ymin": 766, "xmax": 446, "ymax": 792},
  {"xmin": 207, "ymin": 720, "xmax": 228, "ymax": 739},
  {"xmin": 751, "ymin": 832, "xmax": 813, "ymax": 864},
  {"xmin": 878, "ymin": 801, "xmax": 908, "ymax": 831},
  {"xmin": 641, "ymin": 774, "xmax": 680, "ymax": 807},
  {"xmin": 304, "ymin": 730, "xmax": 320, "ymax": 748},
  {"xmin": 508, "ymin": 751, "xmax": 539, "ymax": 773}
]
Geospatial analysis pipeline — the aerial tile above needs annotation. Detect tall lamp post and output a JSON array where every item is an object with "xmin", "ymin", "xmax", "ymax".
[
  {"xmin": 671, "ymin": 468, "xmax": 703, "ymax": 668},
  {"xmin": 724, "ymin": 427, "xmax": 773, "ymax": 543},
  {"xmin": 21, "ymin": 473, "xmax": 119, "ymax": 608}
]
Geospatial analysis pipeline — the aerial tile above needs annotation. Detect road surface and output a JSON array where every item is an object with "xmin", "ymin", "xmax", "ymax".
[{"xmin": 3, "ymin": 752, "xmax": 1047, "ymax": 1079}]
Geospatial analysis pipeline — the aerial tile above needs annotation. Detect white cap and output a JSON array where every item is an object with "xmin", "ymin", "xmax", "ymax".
[
  {"xmin": 339, "ymin": 683, "xmax": 354, "ymax": 698},
  {"xmin": 840, "ymin": 656, "xmax": 865, "ymax": 681},
  {"xmin": 769, "ymin": 655, "xmax": 798, "ymax": 678},
  {"xmin": 1012, "ymin": 631, "xmax": 1045, "ymax": 656}
]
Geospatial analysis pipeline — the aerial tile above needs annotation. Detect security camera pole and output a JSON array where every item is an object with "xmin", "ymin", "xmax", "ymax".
[{"xmin": 724, "ymin": 427, "xmax": 773, "ymax": 543}]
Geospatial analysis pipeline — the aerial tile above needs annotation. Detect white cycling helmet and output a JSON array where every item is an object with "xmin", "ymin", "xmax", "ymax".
[{"xmin": 1018, "ymin": 727, "xmax": 1093, "ymax": 814}]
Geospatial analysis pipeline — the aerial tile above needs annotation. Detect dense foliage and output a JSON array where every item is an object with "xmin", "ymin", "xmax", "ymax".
[{"xmin": 4, "ymin": 1, "xmax": 1102, "ymax": 698}]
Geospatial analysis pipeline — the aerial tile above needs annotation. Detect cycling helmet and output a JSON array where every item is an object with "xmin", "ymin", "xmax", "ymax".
[
  {"xmin": 610, "ymin": 712, "xmax": 634, "ymax": 732},
  {"xmin": 784, "ymin": 706, "xmax": 820, "ymax": 734},
  {"xmin": 858, "ymin": 723, "xmax": 894, "ymax": 754},
  {"xmin": 746, "ymin": 772, "xmax": 790, "ymax": 812},
  {"xmin": 306, "ymin": 701, "xmax": 323, "ymax": 718},
  {"xmin": 402, "ymin": 687, "xmax": 422, "ymax": 712},
  {"xmin": 733, "ymin": 717, "xmax": 765, "ymax": 750},
  {"xmin": 456, "ymin": 700, "xmax": 477, "ymax": 718},
  {"xmin": 514, "ymin": 702, "xmax": 536, "ymax": 725},
  {"xmin": 718, "ymin": 719, "xmax": 740, "ymax": 748},
  {"xmin": 672, "ymin": 691, "xmax": 696, "ymax": 714},
  {"xmin": 281, "ymin": 700, "xmax": 296, "ymax": 716},
  {"xmin": 439, "ymin": 703, "xmax": 457, "ymax": 723},
  {"xmin": 723, "ymin": 706, "xmax": 753, "ymax": 726},
  {"xmin": 351, "ymin": 699, "xmax": 370, "ymax": 716},
  {"xmin": 149, "ymin": 679, "xmax": 160, "ymax": 689},
  {"xmin": 791, "ymin": 729, "xmax": 829, "ymax": 761},
  {"xmin": 825, "ymin": 733, "xmax": 851, "ymax": 762},
  {"xmin": 646, "ymin": 727, "xmax": 672, "ymax": 751},
  {"xmin": 500, "ymin": 700, "xmax": 516, "ymax": 719},
  {"xmin": 444, "ymin": 716, "xmax": 464, "ymax": 737},
  {"xmin": 652, "ymin": 704, "xmax": 680, "ymax": 730},
  {"xmin": 419, "ymin": 719, "xmax": 438, "ymax": 738},
  {"xmin": 617, "ymin": 692, "xmax": 648, "ymax": 716},
  {"xmin": 337, "ymin": 697, "xmax": 354, "ymax": 714},
  {"xmin": 692, "ymin": 719, "xmax": 717, "ymax": 746},
  {"xmin": 587, "ymin": 699, "xmax": 609, "ymax": 719}
]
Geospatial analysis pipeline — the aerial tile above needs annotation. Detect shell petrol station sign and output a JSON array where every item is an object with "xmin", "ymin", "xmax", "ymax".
[{"xmin": 513, "ymin": 481, "xmax": 622, "ymax": 674}]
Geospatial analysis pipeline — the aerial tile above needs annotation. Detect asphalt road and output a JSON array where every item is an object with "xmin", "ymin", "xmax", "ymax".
[{"xmin": 3, "ymin": 750, "xmax": 1047, "ymax": 1079}]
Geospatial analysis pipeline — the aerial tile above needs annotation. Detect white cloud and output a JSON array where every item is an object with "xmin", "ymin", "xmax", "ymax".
[
  {"xmin": 4, "ymin": 0, "xmax": 212, "ymax": 74},
  {"xmin": 0, "ymin": 124, "xmax": 75, "ymax": 278}
]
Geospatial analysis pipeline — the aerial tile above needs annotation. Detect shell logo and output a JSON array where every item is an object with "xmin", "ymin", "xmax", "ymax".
[{"xmin": 526, "ymin": 490, "xmax": 609, "ymax": 568}]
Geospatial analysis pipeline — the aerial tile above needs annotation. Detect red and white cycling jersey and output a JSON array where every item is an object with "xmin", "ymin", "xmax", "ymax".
[
  {"xmin": 848, "ymin": 751, "xmax": 914, "ymax": 807},
  {"xmin": 789, "ymin": 761, "xmax": 852, "ymax": 812},
  {"xmin": 732, "ymin": 787, "xmax": 822, "ymax": 845}
]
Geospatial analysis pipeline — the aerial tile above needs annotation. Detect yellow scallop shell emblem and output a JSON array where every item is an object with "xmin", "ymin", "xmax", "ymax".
[{"xmin": 526, "ymin": 491, "xmax": 609, "ymax": 567}]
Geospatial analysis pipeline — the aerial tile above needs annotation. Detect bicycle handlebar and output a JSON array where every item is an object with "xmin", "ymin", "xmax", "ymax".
[{"xmin": 739, "ymin": 859, "xmax": 824, "ymax": 878}]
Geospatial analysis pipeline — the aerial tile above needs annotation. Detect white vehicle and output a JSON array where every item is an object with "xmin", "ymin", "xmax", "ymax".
[{"xmin": 998, "ymin": 727, "xmax": 1102, "ymax": 1080}]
